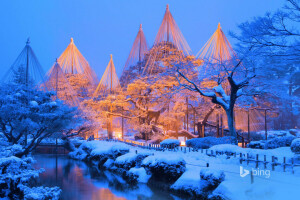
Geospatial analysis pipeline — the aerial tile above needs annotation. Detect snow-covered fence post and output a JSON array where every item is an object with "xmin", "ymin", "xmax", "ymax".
[
  {"xmin": 264, "ymin": 155, "xmax": 267, "ymax": 169},
  {"xmin": 272, "ymin": 156, "xmax": 275, "ymax": 171},
  {"xmin": 291, "ymin": 158, "xmax": 294, "ymax": 174},
  {"xmin": 255, "ymin": 154, "xmax": 259, "ymax": 168},
  {"xmin": 240, "ymin": 153, "xmax": 243, "ymax": 164},
  {"xmin": 247, "ymin": 153, "xmax": 249, "ymax": 165},
  {"xmin": 283, "ymin": 157, "xmax": 286, "ymax": 172}
]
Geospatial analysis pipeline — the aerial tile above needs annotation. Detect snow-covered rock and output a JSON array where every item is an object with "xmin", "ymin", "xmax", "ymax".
[
  {"xmin": 160, "ymin": 139, "xmax": 180, "ymax": 149},
  {"xmin": 142, "ymin": 154, "xmax": 186, "ymax": 182}
]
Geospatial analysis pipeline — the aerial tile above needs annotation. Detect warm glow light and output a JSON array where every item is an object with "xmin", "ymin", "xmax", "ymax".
[
  {"xmin": 180, "ymin": 141, "xmax": 186, "ymax": 146},
  {"xmin": 114, "ymin": 131, "xmax": 122, "ymax": 139}
]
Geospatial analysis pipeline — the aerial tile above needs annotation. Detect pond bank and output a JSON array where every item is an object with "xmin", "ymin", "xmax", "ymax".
[{"xmin": 33, "ymin": 154, "xmax": 187, "ymax": 200}]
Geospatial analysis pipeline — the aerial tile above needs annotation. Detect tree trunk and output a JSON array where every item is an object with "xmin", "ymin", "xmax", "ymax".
[{"xmin": 226, "ymin": 108, "xmax": 237, "ymax": 139}]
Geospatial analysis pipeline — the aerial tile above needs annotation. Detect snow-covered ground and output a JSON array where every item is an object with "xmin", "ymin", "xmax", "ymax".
[{"xmin": 70, "ymin": 140, "xmax": 300, "ymax": 200}]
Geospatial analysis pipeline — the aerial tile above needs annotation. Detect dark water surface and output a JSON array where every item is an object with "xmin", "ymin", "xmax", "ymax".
[{"xmin": 33, "ymin": 155, "xmax": 184, "ymax": 200}]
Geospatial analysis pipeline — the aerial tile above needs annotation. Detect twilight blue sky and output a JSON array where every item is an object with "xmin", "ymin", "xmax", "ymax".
[{"xmin": 0, "ymin": 0, "xmax": 285, "ymax": 79}]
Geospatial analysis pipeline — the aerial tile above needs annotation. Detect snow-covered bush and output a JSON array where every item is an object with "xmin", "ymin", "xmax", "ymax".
[
  {"xmin": 125, "ymin": 167, "xmax": 151, "ymax": 184},
  {"xmin": 289, "ymin": 129, "xmax": 299, "ymax": 137},
  {"xmin": 142, "ymin": 154, "xmax": 186, "ymax": 182},
  {"xmin": 200, "ymin": 169, "xmax": 225, "ymax": 188},
  {"xmin": 21, "ymin": 185, "xmax": 61, "ymax": 200},
  {"xmin": 0, "ymin": 155, "xmax": 61, "ymax": 199},
  {"xmin": 69, "ymin": 141, "xmax": 99, "ymax": 161},
  {"xmin": 186, "ymin": 137, "xmax": 236, "ymax": 149},
  {"xmin": 264, "ymin": 136, "xmax": 296, "ymax": 149},
  {"xmin": 160, "ymin": 139, "xmax": 180, "ymax": 149},
  {"xmin": 0, "ymin": 82, "xmax": 81, "ymax": 157},
  {"xmin": 247, "ymin": 141, "xmax": 266, "ymax": 149},
  {"xmin": 209, "ymin": 144, "xmax": 243, "ymax": 156},
  {"xmin": 90, "ymin": 143, "xmax": 130, "ymax": 167},
  {"xmin": 115, "ymin": 152, "xmax": 152, "ymax": 170},
  {"xmin": 291, "ymin": 138, "xmax": 300, "ymax": 154}
]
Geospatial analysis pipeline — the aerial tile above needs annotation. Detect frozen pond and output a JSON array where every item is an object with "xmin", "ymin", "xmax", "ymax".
[{"xmin": 33, "ymin": 154, "xmax": 184, "ymax": 200}]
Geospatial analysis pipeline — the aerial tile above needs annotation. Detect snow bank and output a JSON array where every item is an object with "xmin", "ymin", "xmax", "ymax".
[
  {"xmin": 142, "ymin": 154, "xmax": 186, "ymax": 182},
  {"xmin": 160, "ymin": 139, "xmax": 180, "ymax": 149}
]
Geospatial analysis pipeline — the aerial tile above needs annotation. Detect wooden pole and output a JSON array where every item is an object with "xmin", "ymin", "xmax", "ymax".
[
  {"xmin": 193, "ymin": 108, "xmax": 196, "ymax": 134},
  {"xmin": 248, "ymin": 109, "xmax": 250, "ymax": 142},
  {"xmin": 221, "ymin": 114, "xmax": 224, "ymax": 137},
  {"xmin": 216, "ymin": 113, "xmax": 220, "ymax": 138},
  {"xmin": 186, "ymin": 97, "xmax": 189, "ymax": 131},
  {"xmin": 122, "ymin": 106, "xmax": 124, "ymax": 139},
  {"xmin": 265, "ymin": 109, "xmax": 268, "ymax": 140}
]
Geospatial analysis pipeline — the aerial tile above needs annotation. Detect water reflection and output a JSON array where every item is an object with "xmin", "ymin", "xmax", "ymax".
[{"xmin": 33, "ymin": 155, "xmax": 182, "ymax": 200}]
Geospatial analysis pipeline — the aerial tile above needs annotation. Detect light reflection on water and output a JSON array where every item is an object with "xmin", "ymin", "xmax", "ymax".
[{"xmin": 33, "ymin": 155, "xmax": 183, "ymax": 200}]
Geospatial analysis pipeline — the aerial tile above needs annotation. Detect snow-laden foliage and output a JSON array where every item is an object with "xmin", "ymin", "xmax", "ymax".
[
  {"xmin": 160, "ymin": 139, "xmax": 180, "ymax": 149},
  {"xmin": 291, "ymin": 138, "xmax": 300, "ymax": 154},
  {"xmin": 126, "ymin": 167, "xmax": 151, "ymax": 184},
  {"xmin": 209, "ymin": 144, "xmax": 243, "ymax": 156},
  {"xmin": 115, "ymin": 152, "xmax": 152, "ymax": 170},
  {"xmin": 247, "ymin": 135, "xmax": 296, "ymax": 149},
  {"xmin": 232, "ymin": 0, "xmax": 300, "ymax": 130},
  {"xmin": 0, "ymin": 82, "xmax": 81, "ymax": 157},
  {"xmin": 0, "ymin": 145, "xmax": 61, "ymax": 199},
  {"xmin": 186, "ymin": 136, "xmax": 236, "ymax": 149},
  {"xmin": 247, "ymin": 141, "xmax": 266, "ymax": 149},
  {"xmin": 21, "ymin": 185, "xmax": 61, "ymax": 200},
  {"xmin": 200, "ymin": 169, "xmax": 225, "ymax": 188},
  {"xmin": 142, "ymin": 154, "xmax": 186, "ymax": 182},
  {"xmin": 69, "ymin": 140, "xmax": 100, "ymax": 161},
  {"xmin": 69, "ymin": 141, "xmax": 130, "ymax": 168},
  {"xmin": 264, "ymin": 136, "xmax": 296, "ymax": 149},
  {"xmin": 171, "ymin": 168, "xmax": 226, "ymax": 199}
]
